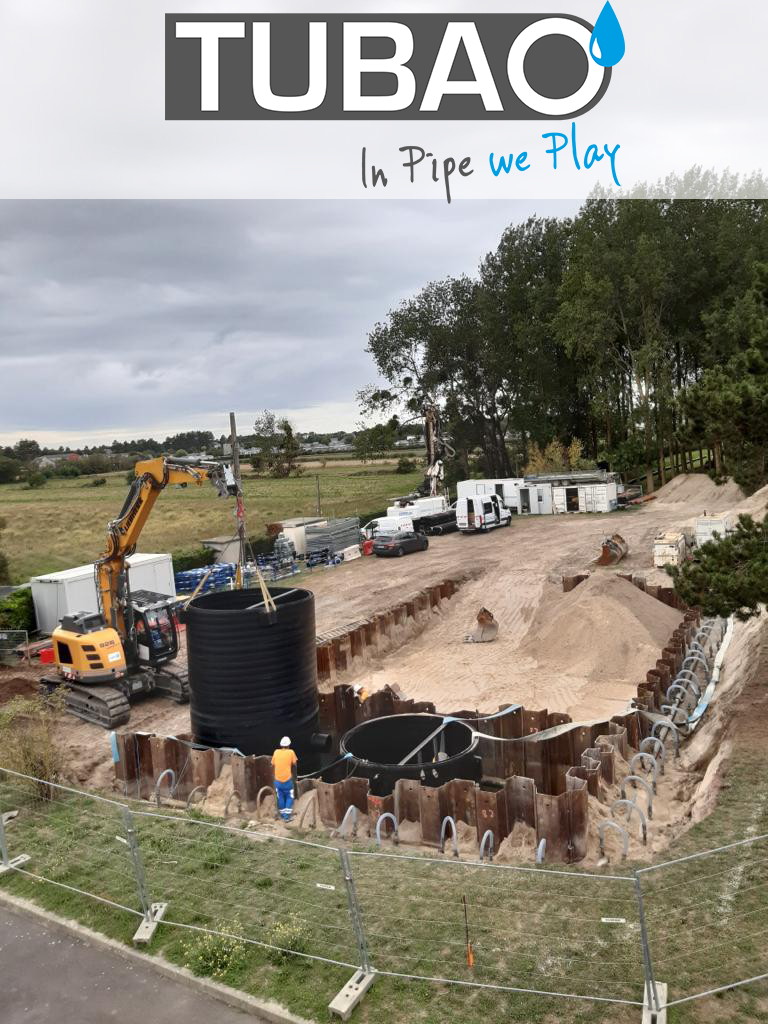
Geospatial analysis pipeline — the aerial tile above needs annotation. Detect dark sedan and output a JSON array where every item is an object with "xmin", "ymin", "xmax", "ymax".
[{"xmin": 372, "ymin": 531, "xmax": 429, "ymax": 557}]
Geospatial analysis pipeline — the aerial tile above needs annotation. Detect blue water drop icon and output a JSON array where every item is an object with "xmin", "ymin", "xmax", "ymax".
[{"xmin": 589, "ymin": 2, "xmax": 625, "ymax": 67}]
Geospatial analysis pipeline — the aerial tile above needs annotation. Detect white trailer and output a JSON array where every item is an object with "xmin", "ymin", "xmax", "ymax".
[
  {"xmin": 30, "ymin": 553, "xmax": 176, "ymax": 635},
  {"xmin": 386, "ymin": 496, "xmax": 449, "ymax": 518},
  {"xmin": 361, "ymin": 515, "xmax": 414, "ymax": 539},
  {"xmin": 456, "ymin": 478, "xmax": 525, "ymax": 513},
  {"xmin": 552, "ymin": 482, "xmax": 619, "ymax": 514}
]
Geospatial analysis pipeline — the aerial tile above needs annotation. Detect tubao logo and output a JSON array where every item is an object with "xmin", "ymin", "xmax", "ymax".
[{"xmin": 165, "ymin": 6, "xmax": 625, "ymax": 121}]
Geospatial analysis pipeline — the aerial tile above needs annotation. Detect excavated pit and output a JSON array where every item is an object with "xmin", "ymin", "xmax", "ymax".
[{"xmin": 339, "ymin": 713, "xmax": 482, "ymax": 796}]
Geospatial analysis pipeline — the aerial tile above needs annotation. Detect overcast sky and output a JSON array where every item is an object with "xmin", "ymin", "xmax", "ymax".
[
  {"xmin": 0, "ymin": 199, "xmax": 575, "ymax": 447},
  {"xmin": 1, "ymin": 1, "xmax": 765, "ymax": 446}
]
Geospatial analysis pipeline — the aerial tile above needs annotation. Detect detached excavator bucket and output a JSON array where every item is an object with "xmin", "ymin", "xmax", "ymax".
[
  {"xmin": 597, "ymin": 533, "xmax": 629, "ymax": 566},
  {"xmin": 464, "ymin": 607, "xmax": 499, "ymax": 644}
]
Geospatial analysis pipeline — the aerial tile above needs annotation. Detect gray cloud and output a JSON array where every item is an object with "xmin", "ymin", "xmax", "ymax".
[{"xmin": 0, "ymin": 198, "xmax": 574, "ymax": 445}]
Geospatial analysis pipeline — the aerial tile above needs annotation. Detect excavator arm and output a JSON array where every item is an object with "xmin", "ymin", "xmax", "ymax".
[
  {"xmin": 45, "ymin": 455, "xmax": 237, "ymax": 729},
  {"xmin": 96, "ymin": 457, "xmax": 235, "ymax": 641}
]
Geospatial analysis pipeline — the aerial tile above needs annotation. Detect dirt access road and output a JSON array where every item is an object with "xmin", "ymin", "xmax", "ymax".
[{"xmin": 301, "ymin": 475, "xmax": 748, "ymax": 718}]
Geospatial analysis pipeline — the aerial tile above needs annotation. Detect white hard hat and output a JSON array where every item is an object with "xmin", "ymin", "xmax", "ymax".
[
  {"xmin": 352, "ymin": 684, "xmax": 362, "ymax": 694},
  {"xmin": 280, "ymin": 736, "xmax": 291, "ymax": 747}
]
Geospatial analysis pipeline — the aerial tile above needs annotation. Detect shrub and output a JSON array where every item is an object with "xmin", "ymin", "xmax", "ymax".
[
  {"xmin": 396, "ymin": 457, "xmax": 417, "ymax": 474},
  {"xmin": 182, "ymin": 919, "xmax": 248, "ymax": 980},
  {"xmin": 0, "ymin": 693, "xmax": 65, "ymax": 785},
  {"xmin": 25, "ymin": 472, "xmax": 47, "ymax": 489},
  {"xmin": 265, "ymin": 914, "xmax": 310, "ymax": 963},
  {"xmin": 87, "ymin": 477, "xmax": 107, "ymax": 487},
  {"xmin": 0, "ymin": 455, "xmax": 21, "ymax": 484},
  {"xmin": 0, "ymin": 588, "xmax": 35, "ymax": 631},
  {"xmin": 247, "ymin": 534, "xmax": 276, "ymax": 558},
  {"xmin": 171, "ymin": 547, "xmax": 217, "ymax": 574}
]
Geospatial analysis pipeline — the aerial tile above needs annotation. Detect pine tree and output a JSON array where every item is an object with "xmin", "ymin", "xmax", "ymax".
[{"xmin": 669, "ymin": 515, "xmax": 768, "ymax": 620}]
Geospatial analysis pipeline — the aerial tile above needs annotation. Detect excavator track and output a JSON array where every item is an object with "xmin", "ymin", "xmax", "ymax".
[
  {"xmin": 41, "ymin": 678, "xmax": 131, "ymax": 728},
  {"xmin": 152, "ymin": 666, "xmax": 190, "ymax": 704}
]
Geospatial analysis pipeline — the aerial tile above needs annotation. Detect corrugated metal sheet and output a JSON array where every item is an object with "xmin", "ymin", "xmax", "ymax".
[{"xmin": 305, "ymin": 517, "xmax": 360, "ymax": 555}]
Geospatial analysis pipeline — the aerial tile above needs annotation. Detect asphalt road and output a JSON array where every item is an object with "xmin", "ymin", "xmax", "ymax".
[{"xmin": 0, "ymin": 903, "xmax": 262, "ymax": 1023}]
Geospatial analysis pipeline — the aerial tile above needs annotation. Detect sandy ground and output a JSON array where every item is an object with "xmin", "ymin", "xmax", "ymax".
[{"xmin": 2, "ymin": 473, "xmax": 764, "ymax": 791}]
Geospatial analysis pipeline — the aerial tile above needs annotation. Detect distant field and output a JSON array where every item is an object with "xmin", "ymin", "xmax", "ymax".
[{"xmin": 0, "ymin": 460, "xmax": 423, "ymax": 582}]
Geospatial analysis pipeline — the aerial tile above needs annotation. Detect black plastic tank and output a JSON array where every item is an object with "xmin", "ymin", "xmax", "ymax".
[
  {"xmin": 340, "ymin": 713, "xmax": 482, "ymax": 796},
  {"xmin": 184, "ymin": 587, "xmax": 324, "ymax": 768}
]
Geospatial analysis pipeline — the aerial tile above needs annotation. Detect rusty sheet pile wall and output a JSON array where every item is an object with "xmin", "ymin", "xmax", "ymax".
[
  {"xmin": 114, "ymin": 572, "xmax": 700, "ymax": 863},
  {"xmin": 315, "ymin": 577, "xmax": 462, "ymax": 682}
]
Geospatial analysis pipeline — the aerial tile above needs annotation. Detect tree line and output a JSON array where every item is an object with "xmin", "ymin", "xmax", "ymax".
[{"xmin": 363, "ymin": 192, "xmax": 768, "ymax": 494}]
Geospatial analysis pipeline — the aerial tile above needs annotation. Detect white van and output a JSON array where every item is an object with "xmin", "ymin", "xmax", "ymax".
[
  {"xmin": 361, "ymin": 515, "xmax": 414, "ymax": 540},
  {"xmin": 455, "ymin": 494, "xmax": 512, "ymax": 533}
]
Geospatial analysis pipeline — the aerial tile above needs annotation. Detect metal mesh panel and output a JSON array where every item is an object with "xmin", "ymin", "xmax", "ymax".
[
  {"xmin": 132, "ymin": 809, "xmax": 360, "ymax": 967},
  {"xmin": 638, "ymin": 834, "xmax": 768, "ymax": 1008},
  {"xmin": 348, "ymin": 849, "xmax": 646, "ymax": 1006},
  {"xmin": 0, "ymin": 767, "xmax": 142, "ymax": 916}
]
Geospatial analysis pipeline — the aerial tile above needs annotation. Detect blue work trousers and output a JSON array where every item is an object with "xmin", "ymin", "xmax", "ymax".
[{"xmin": 275, "ymin": 779, "xmax": 294, "ymax": 819}]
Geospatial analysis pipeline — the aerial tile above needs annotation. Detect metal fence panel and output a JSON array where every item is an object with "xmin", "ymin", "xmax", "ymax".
[
  {"xmin": 132, "ymin": 809, "xmax": 360, "ymax": 968},
  {"xmin": 638, "ymin": 834, "xmax": 768, "ymax": 1008},
  {"xmin": 347, "ymin": 849, "xmax": 646, "ymax": 1006},
  {"xmin": 0, "ymin": 629, "xmax": 29, "ymax": 665},
  {"xmin": 0, "ymin": 766, "xmax": 143, "ymax": 917}
]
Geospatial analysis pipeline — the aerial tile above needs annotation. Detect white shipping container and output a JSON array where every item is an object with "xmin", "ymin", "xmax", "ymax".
[
  {"xmin": 31, "ymin": 553, "xmax": 176, "ymax": 635},
  {"xmin": 553, "ymin": 482, "xmax": 618, "ymax": 514},
  {"xmin": 518, "ymin": 483, "xmax": 553, "ymax": 515}
]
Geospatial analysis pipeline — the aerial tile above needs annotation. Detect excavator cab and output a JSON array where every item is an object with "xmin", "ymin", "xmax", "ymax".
[{"xmin": 131, "ymin": 590, "xmax": 179, "ymax": 668}]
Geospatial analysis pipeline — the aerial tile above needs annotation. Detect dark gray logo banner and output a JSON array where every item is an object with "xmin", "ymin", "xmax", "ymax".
[{"xmin": 166, "ymin": 14, "xmax": 611, "ymax": 120}]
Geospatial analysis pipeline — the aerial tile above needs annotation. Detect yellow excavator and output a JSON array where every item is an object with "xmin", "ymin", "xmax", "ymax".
[{"xmin": 41, "ymin": 456, "xmax": 237, "ymax": 728}]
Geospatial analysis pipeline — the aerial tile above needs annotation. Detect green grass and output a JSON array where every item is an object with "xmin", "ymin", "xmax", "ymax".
[
  {"xmin": 0, "ymin": 461, "xmax": 422, "ymax": 583},
  {"xmin": 4, "ymin": 735, "xmax": 768, "ymax": 1024}
]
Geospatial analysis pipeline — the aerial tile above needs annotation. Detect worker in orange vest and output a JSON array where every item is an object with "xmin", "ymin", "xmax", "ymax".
[{"xmin": 272, "ymin": 736, "xmax": 298, "ymax": 821}]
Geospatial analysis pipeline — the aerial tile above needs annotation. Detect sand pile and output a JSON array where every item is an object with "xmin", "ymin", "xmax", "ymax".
[
  {"xmin": 730, "ymin": 482, "xmax": 768, "ymax": 521},
  {"xmin": 522, "ymin": 575, "xmax": 681, "ymax": 685},
  {"xmin": 653, "ymin": 474, "xmax": 744, "ymax": 510}
]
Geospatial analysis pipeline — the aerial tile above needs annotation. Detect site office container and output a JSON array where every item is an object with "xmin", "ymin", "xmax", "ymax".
[
  {"xmin": 552, "ymin": 482, "xmax": 619, "ymax": 514},
  {"xmin": 518, "ymin": 482, "xmax": 554, "ymax": 515},
  {"xmin": 30, "ymin": 553, "xmax": 176, "ymax": 635}
]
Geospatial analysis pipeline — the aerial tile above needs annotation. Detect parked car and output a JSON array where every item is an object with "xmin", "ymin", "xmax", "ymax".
[{"xmin": 373, "ymin": 531, "xmax": 429, "ymax": 557}]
